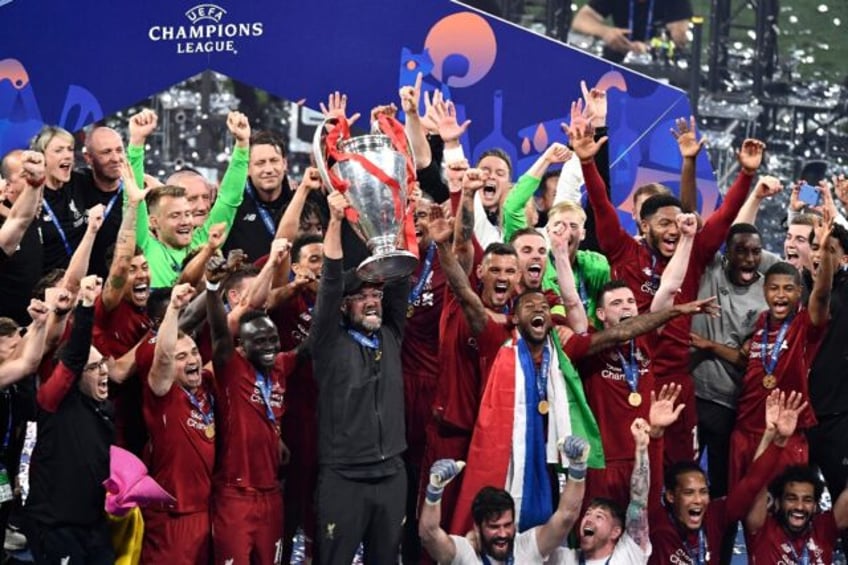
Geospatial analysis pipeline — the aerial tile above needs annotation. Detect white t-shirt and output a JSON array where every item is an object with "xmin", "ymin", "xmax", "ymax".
[
  {"xmin": 449, "ymin": 529, "xmax": 542, "ymax": 564},
  {"xmin": 548, "ymin": 533, "xmax": 651, "ymax": 564}
]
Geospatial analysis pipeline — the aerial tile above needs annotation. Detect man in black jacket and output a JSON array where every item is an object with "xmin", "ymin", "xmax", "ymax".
[
  {"xmin": 25, "ymin": 274, "xmax": 114, "ymax": 564},
  {"xmin": 309, "ymin": 191, "xmax": 411, "ymax": 564}
]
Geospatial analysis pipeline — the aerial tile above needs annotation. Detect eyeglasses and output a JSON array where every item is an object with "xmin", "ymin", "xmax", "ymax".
[
  {"xmin": 83, "ymin": 359, "xmax": 109, "ymax": 373},
  {"xmin": 349, "ymin": 289, "xmax": 384, "ymax": 302}
]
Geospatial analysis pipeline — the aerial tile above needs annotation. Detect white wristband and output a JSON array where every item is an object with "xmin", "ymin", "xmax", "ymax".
[
  {"xmin": 443, "ymin": 145, "xmax": 466, "ymax": 165},
  {"xmin": 206, "ymin": 280, "xmax": 221, "ymax": 292}
]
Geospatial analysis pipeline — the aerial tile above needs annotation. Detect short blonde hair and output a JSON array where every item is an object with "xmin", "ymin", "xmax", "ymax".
[
  {"xmin": 29, "ymin": 125, "xmax": 74, "ymax": 153},
  {"xmin": 548, "ymin": 200, "xmax": 587, "ymax": 225},
  {"xmin": 632, "ymin": 183, "xmax": 670, "ymax": 206}
]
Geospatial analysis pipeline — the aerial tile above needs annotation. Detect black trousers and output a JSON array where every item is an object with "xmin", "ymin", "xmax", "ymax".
[
  {"xmin": 316, "ymin": 467, "xmax": 406, "ymax": 565},
  {"xmin": 27, "ymin": 520, "xmax": 114, "ymax": 565}
]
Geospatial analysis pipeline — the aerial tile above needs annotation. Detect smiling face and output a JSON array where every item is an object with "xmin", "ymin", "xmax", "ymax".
[
  {"xmin": 343, "ymin": 287, "xmax": 384, "ymax": 333},
  {"xmin": 240, "ymin": 316, "xmax": 281, "ymax": 371},
  {"xmin": 642, "ymin": 205, "xmax": 682, "ymax": 258},
  {"xmin": 667, "ymin": 470, "xmax": 710, "ymax": 531},
  {"xmin": 513, "ymin": 292, "xmax": 551, "ymax": 345},
  {"xmin": 43, "ymin": 133, "xmax": 75, "ymax": 188},
  {"xmin": 764, "ymin": 273, "xmax": 802, "ymax": 321},
  {"xmin": 579, "ymin": 504, "xmax": 622, "ymax": 557},
  {"xmin": 726, "ymin": 232, "xmax": 763, "ymax": 286},
  {"xmin": 171, "ymin": 173, "xmax": 212, "ymax": 227},
  {"xmin": 151, "ymin": 195, "xmax": 193, "ymax": 249},
  {"xmin": 475, "ymin": 510, "xmax": 516, "ymax": 561},
  {"xmin": 478, "ymin": 154, "xmax": 510, "ymax": 211},
  {"xmin": 79, "ymin": 347, "xmax": 109, "ymax": 401},
  {"xmin": 249, "ymin": 143, "xmax": 287, "ymax": 200},
  {"xmin": 513, "ymin": 232, "xmax": 548, "ymax": 291},
  {"xmin": 174, "ymin": 334, "xmax": 203, "ymax": 391},
  {"xmin": 85, "ymin": 128, "xmax": 124, "ymax": 185},
  {"xmin": 413, "ymin": 199, "xmax": 432, "ymax": 246},
  {"xmin": 477, "ymin": 252, "xmax": 520, "ymax": 310},
  {"xmin": 777, "ymin": 481, "xmax": 817, "ymax": 534},
  {"xmin": 121, "ymin": 254, "xmax": 151, "ymax": 307},
  {"xmin": 293, "ymin": 242, "xmax": 323, "ymax": 292},
  {"xmin": 784, "ymin": 224, "xmax": 813, "ymax": 270}
]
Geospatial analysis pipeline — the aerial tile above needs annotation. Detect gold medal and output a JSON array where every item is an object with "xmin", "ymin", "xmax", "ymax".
[
  {"xmin": 374, "ymin": 350, "xmax": 382, "ymax": 362},
  {"xmin": 763, "ymin": 373, "xmax": 777, "ymax": 390},
  {"xmin": 537, "ymin": 400, "xmax": 549, "ymax": 415},
  {"xmin": 628, "ymin": 392, "xmax": 642, "ymax": 407},
  {"xmin": 205, "ymin": 423, "xmax": 215, "ymax": 439},
  {"xmin": 407, "ymin": 304, "xmax": 415, "ymax": 319}
]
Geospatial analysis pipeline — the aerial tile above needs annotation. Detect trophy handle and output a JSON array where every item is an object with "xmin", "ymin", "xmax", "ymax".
[{"xmin": 311, "ymin": 116, "xmax": 337, "ymax": 193}]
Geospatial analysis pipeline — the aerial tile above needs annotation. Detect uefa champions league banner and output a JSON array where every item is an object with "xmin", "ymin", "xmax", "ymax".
[{"xmin": 0, "ymin": 0, "xmax": 717, "ymax": 233}]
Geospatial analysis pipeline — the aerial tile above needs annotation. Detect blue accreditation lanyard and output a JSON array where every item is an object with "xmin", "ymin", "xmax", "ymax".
[
  {"xmin": 629, "ymin": 0, "xmax": 656, "ymax": 41},
  {"xmin": 408, "ymin": 242, "xmax": 436, "ymax": 306},
  {"xmin": 616, "ymin": 339, "xmax": 640, "ymax": 394},
  {"xmin": 1, "ymin": 391, "xmax": 12, "ymax": 451},
  {"xmin": 680, "ymin": 522, "xmax": 708, "ymax": 564},
  {"xmin": 254, "ymin": 370, "xmax": 277, "ymax": 423},
  {"xmin": 579, "ymin": 552, "xmax": 611, "ymax": 565},
  {"xmin": 245, "ymin": 182, "xmax": 277, "ymax": 237},
  {"xmin": 40, "ymin": 198, "xmax": 73, "ymax": 257},
  {"xmin": 102, "ymin": 182, "xmax": 123, "ymax": 221},
  {"xmin": 760, "ymin": 314, "xmax": 794, "ymax": 375},
  {"xmin": 517, "ymin": 337, "xmax": 551, "ymax": 404},
  {"xmin": 786, "ymin": 537, "xmax": 810, "ymax": 565},
  {"xmin": 182, "ymin": 386, "xmax": 214, "ymax": 425},
  {"xmin": 347, "ymin": 328, "xmax": 381, "ymax": 351}
]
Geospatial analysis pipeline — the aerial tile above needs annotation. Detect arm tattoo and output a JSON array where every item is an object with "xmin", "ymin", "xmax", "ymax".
[
  {"xmin": 626, "ymin": 447, "xmax": 650, "ymax": 546},
  {"xmin": 460, "ymin": 204, "xmax": 474, "ymax": 243}
]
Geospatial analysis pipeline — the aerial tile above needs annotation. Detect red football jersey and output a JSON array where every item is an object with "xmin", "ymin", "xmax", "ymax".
[
  {"xmin": 93, "ymin": 296, "xmax": 151, "ymax": 358},
  {"xmin": 748, "ymin": 512, "xmax": 837, "ymax": 564}
]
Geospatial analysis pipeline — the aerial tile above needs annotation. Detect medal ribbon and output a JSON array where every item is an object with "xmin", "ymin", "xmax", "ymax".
[
  {"xmin": 102, "ymin": 181, "xmax": 123, "ymax": 222},
  {"xmin": 481, "ymin": 553, "xmax": 514, "ymax": 565},
  {"xmin": 640, "ymin": 240, "xmax": 663, "ymax": 294},
  {"xmin": 41, "ymin": 198, "xmax": 73, "ymax": 257},
  {"xmin": 760, "ymin": 313, "xmax": 794, "ymax": 375},
  {"xmin": 347, "ymin": 328, "xmax": 381, "ymax": 351},
  {"xmin": 517, "ymin": 337, "xmax": 551, "ymax": 404},
  {"xmin": 408, "ymin": 242, "xmax": 436, "ymax": 307},
  {"xmin": 245, "ymin": 181, "xmax": 277, "ymax": 237},
  {"xmin": 254, "ymin": 371, "xmax": 277, "ymax": 423},
  {"xmin": 182, "ymin": 386, "xmax": 214, "ymax": 426},
  {"xmin": 786, "ymin": 537, "xmax": 810, "ymax": 565},
  {"xmin": 671, "ymin": 509, "xmax": 708, "ymax": 565},
  {"xmin": 616, "ymin": 339, "xmax": 640, "ymax": 394}
]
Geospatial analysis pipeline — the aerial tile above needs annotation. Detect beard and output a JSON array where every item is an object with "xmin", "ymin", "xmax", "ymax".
[
  {"xmin": 350, "ymin": 312, "xmax": 382, "ymax": 333},
  {"xmin": 481, "ymin": 532, "xmax": 514, "ymax": 561}
]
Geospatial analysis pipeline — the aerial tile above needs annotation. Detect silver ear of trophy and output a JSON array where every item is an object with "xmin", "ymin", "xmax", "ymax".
[{"xmin": 312, "ymin": 116, "xmax": 419, "ymax": 283}]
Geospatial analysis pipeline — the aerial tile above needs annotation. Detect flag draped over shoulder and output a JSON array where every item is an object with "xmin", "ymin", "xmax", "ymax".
[{"xmin": 450, "ymin": 332, "xmax": 605, "ymax": 535}]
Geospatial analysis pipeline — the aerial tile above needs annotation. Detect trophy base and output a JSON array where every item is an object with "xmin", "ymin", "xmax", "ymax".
[{"xmin": 357, "ymin": 250, "xmax": 419, "ymax": 283}]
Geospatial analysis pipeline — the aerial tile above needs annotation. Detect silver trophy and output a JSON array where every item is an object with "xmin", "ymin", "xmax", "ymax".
[{"xmin": 313, "ymin": 116, "xmax": 419, "ymax": 282}]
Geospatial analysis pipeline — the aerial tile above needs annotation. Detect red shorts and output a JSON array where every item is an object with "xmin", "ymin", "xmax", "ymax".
[
  {"xmin": 212, "ymin": 485, "xmax": 284, "ymax": 565},
  {"xmin": 417, "ymin": 422, "xmax": 472, "ymax": 527},
  {"xmin": 729, "ymin": 429, "xmax": 807, "ymax": 490},
  {"xmin": 141, "ymin": 508, "xmax": 211, "ymax": 565},
  {"xmin": 584, "ymin": 460, "xmax": 634, "ymax": 516},
  {"xmin": 656, "ymin": 375, "xmax": 699, "ymax": 466}
]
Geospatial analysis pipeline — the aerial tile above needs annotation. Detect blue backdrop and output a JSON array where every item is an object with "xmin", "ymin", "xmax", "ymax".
[{"xmin": 0, "ymin": 0, "xmax": 716, "ymax": 233}]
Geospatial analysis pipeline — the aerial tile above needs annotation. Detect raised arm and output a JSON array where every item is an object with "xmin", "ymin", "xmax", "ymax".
[
  {"xmin": 177, "ymin": 222, "xmax": 226, "ymax": 289},
  {"xmin": 535, "ymin": 436, "xmax": 590, "ymax": 557},
  {"xmin": 647, "ymin": 384, "xmax": 685, "ymax": 513},
  {"xmin": 126, "ymin": 109, "xmax": 158, "ymax": 251},
  {"xmin": 745, "ymin": 390, "xmax": 807, "ymax": 533},
  {"xmin": 809, "ymin": 216, "xmax": 836, "ymax": 326},
  {"xmin": 650, "ymin": 213, "xmax": 697, "ymax": 313},
  {"xmin": 308, "ymin": 192, "xmax": 347, "ymax": 350},
  {"xmin": 148, "ymin": 284, "xmax": 195, "ymax": 397},
  {"xmin": 0, "ymin": 151, "xmax": 43, "ymax": 255},
  {"xmin": 0, "ymin": 299, "xmax": 49, "ymax": 387},
  {"xmin": 400, "ymin": 72, "xmax": 433, "ymax": 169},
  {"xmin": 430, "ymin": 208, "xmax": 488, "ymax": 335},
  {"xmin": 60, "ymin": 204, "xmax": 104, "ymax": 295},
  {"xmin": 671, "ymin": 116, "xmax": 706, "ymax": 213},
  {"xmin": 689, "ymin": 332, "xmax": 748, "ymax": 369},
  {"xmin": 625, "ymin": 419, "xmax": 652, "ymax": 552},
  {"xmin": 102, "ymin": 165, "xmax": 149, "ymax": 311},
  {"xmin": 733, "ymin": 176, "xmax": 782, "ymax": 225},
  {"xmin": 193, "ymin": 111, "xmax": 249, "ymax": 244},
  {"xmin": 586, "ymin": 296, "xmax": 718, "ymax": 355},
  {"xmin": 205, "ymin": 255, "xmax": 235, "ymax": 367},
  {"xmin": 276, "ymin": 167, "xmax": 323, "ymax": 241},
  {"xmin": 549, "ymin": 223, "xmax": 588, "ymax": 333},
  {"xmin": 245, "ymin": 238, "xmax": 290, "ymax": 310},
  {"xmin": 419, "ymin": 459, "xmax": 465, "ymax": 563},
  {"xmin": 454, "ymin": 168, "xmax": 484, "ymax": 274}
]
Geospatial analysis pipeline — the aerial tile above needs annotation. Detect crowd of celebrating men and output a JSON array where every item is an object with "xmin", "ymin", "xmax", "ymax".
[{"xmin": 0, "ymin": 74, "xmax": 846, "ymax": 565}]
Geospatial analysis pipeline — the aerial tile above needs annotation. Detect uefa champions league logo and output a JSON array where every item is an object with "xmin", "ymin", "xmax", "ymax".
[{"xmin": 147, "ymin": 3, "xmax": 265, "ymax": 55}]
